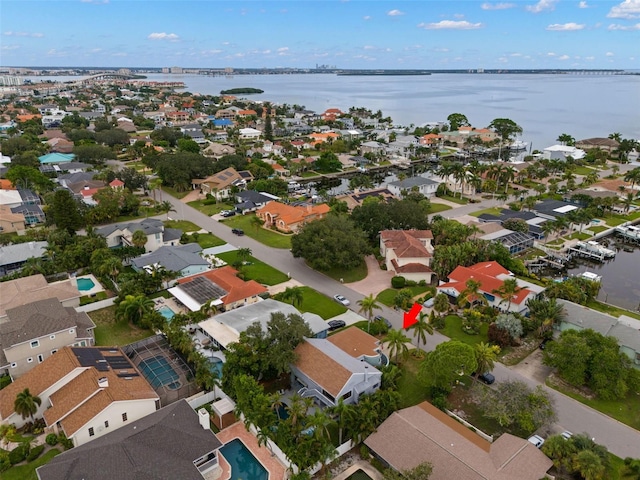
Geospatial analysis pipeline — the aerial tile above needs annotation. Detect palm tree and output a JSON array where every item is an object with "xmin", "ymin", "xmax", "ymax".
[
  {"xmin": 157, "ymin": 200, "xmax": 176, "ymax": 219},
  {"xmin": 148, "ymin": 177, "xmax": 163, "ymax": 203},
  {"xmin": 623, "ymin": 167, "xmax": 640, "ymax": 190},
  {"xmin": 542, "ymin": 435, "xmax": 576, "ymax": 473},
  {"xmin": 279, "ymin": 286, "xmax": 304, "ymax": 307},
  {"xmin": 573, "ymin": 450, "xmax": 605, "ymax": 480},
  {"xmin": 621, "ymin": 192, "xmax": 635, "ymax": 213},
  {"xmin": 116, "ymin": 295, "xmax": 154, "ymax": 326},
  {"xmin": 357, "ymin": 294, "xmax": 382, "ymax": 333},
  {"xmin": 330, "ymin": 397, "xmax": 353, "ymax": 445},
  {"xmin": 14, "ymin": 388, "xmax": 42, "ymax": 421},
  {"xmin": 473, "ymin": 342, "xmax": 500, "ymax": 379},
  {"xmin": 269, "ymin": 392, "xmax": 285, "ymax": 420},
  {"xmin": 237, "ymin": 247, "xmax": 252, "ymax": 264},
  {"xmin": 131, "ymin": 229, "xmax": 148, "ymax": 249},
  {"xmin": 526, "ymin": 297, "xmax": 565, "ymax": 337},
  {"xmin": 251, "ymin": 214, "xmax": 264, "ymax": 233},
  {"xmin": 409, "ymin": 312, "xmax": 434, "ymax": 354},
  {"xmin": 384, "ymin": 328, "xmax": 411, "ymax": 365},
  {"xmin": 433, "ymin": 293, "xmax": 450, "ymax": 318},
  {"xmin": 492, "ymin": 278, "xmax": 522, "ymax": 312},
  {"xmin": 458, "ymin": 279, "xmax": 485, "ymax": 309},
  {"xmin": 557, "ymin": 133, "xmax": 575, "ymax": 146}
]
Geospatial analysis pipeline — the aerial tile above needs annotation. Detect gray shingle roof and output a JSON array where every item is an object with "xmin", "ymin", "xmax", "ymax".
[
  {"xmin": 0, "ymin": 241, "xmax": 48, "ymax": 268},
  {"xmin": 36, "ymin": 399, "xmax": 223, "ymax": 480},
  {"xmin": 96, "ymin": 218, "xmax": 165, "ymax": 237},
  {"xmin": 132, "ymin": 244, "xmax": 207, "ymax": 272},
  {"xmin": 388, "ymin": 177, "xmax": 439, "ymax": 188}
]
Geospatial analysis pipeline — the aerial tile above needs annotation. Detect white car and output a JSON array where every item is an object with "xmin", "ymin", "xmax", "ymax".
[
  {"xmin": 561, "ymin": 431, "xmax": 573, "ymax": 440},
  {"xmin": 527, "ymin": 435, "xmax": 545, "ymax": 448},
  {"xmin": 333, "ymin": 294, "xmax": 350, "ymax": 306}
]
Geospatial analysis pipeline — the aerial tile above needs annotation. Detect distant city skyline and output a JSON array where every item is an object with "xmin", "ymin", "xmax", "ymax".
[{"xmin": 2, "ymin": 0, "xmax": 639, "ymax": 69}]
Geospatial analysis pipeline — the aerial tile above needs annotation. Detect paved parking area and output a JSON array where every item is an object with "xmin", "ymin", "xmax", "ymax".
[
  {"xmin": 346, "ymin": 255, "xmax": 393, "ymax": 296},
  {"xmin": 508, "ymin": 348, "xmax": 553, "ymax": 384}
]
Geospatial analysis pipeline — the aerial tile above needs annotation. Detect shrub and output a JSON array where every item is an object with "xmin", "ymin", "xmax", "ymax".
[
  {"xmin": 26, "ymin": 444, "xmax": 45, "ymax": 462},
  {"xmin": 46, "ymin": 433, "xmax": 59, "ymax": 446},
  {"xmin": 391, "ymin": 276, "xmax": 406, "ymax": 288},
  {"xmin": 0, "ymin": 451, "xmax": 10, "ymax": 473},
  {"xmin": 9, "ymin": 444, "xmax": 29, "ymax": 465},
  {"xmin": 369, "ymin": 320, "xmax": 389, "ymax": 336},
  {"xmin": 58, "ymin": 432, "xmax": 74, "ymax": 450},
  {"xmin": 488, "ymin": 322, "xmax": 514, "ymax": 347},
  {"xmin": 0, "ymin": 375, "xmax": 11, "ymax": 390},
  {"xmin": 406, "ymin": 279, "xmax": 417, "ymax": 287},
  {"xmin": 360, "ymin": 445, "xmax": 371, "ymax": 460}
]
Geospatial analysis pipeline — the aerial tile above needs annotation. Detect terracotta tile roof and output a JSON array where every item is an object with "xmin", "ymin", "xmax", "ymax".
[
  {"xmin": 257, "ymin": 201, "xmax": 330, "ymax": 228},
  {"xmin": 391, "ymin": 260, "xmax": 433, "ymax": 274},
  {"xmin": 294, "ymin": 341, "xmax": 352, "ymax": 397},
  {"xmin": 381, "ymin": 230, "xmax": 433, "ymax": 258},
  {"xmin": 17, "ymin": 114, "xmax": 41, "ymax": 122},
  {"xmin": 237, "ymin": 109, "xmax": 257, "ymax": 116},
  {"xmin": 178, "ymin": 265, "xmax": 267, "ymax": 306},
  {"xmin": 0, "ymin": 179, "xmax": 15, "ymax": 190},
  {"xmin": 468, "ymin": 261, "xmax": 509, "ymax": 277},
  {"xmin": 328, "ymin": 326, "xmax": 380, "ymax": 358}
]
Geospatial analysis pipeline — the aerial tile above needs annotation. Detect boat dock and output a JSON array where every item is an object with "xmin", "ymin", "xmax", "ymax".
[
  {"xmin": 568, "ymin": 241, "xmax": 616, "ymax": 262},
  {"xmin": 615, "ymin": 225, "xmax": 640, "ymax": 244}
]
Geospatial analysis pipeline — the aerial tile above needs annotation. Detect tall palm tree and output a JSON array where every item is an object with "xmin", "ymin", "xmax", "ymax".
[
  {"xmin": 131, "ymin": 229, "xmax": 148, "ymax": 249},
  {"xmin": 409, "ymin": 312, "xmax": 434, "ymax": 354},
  {"xmin": 573, "ymin": 450, "xmax": 605, "ymax": 480},
  {"xmin": 384, "ymin": 328, "xmax": 411, "ymax": 365},
  {"xmin": 148, "ymin": 177, "xmax": 163, "ymax": 203},
  {"xmin": 458, "ymin": 279, "xmax": 485, "ymax": 309},
  {"xmin": 158, "ymin": 200, "xmax": 176, "ymax": 220},
  {"xmin": 280, "ymin": 286, "xmax": 305, "ymax": 307},
  {"xmin": 623, "ymin": 167, "xmax": 640, "ymax": 190},
  {"xmin": 251, "ymin": 214, "xmax": 264, "ymax": 232},
  {"xmin": 237, "ymin": 247, "xmax": 252, "ymax": 264},
  {"xmin": 357, "ymin": 294, "xmax": 382, "ymax": 333},
  {"xmin": 492, "ymin": 278, "xmax": 522, "ymax": 312},
  {"xmin": 527, "ymin": 297, "xmax": 565, "ymax": 338},
  {"xmin": 330, "ymin": 397, "xmax": 353, "ymax": 445},
  {"xmin": 116, "ymin": 295, "xmax": 154, "ymax": 326},
  {"xmin": 14, "ymin": 388, "xmax": 42, "ymax": 421},
  {"xmin": 473, "ymin": 342, "xmax": 500, "ymax": 379}
]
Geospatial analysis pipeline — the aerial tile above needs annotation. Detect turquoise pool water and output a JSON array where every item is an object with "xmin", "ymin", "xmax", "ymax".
[
  {"xmin": 138, "ymin": 355, "xmax": 181, "ymax": 390},
  {"xmin": 207, "ymin": 357, "xmax": 223, "ymax": 378},
  {"xmin": 77, "ymin": 277, "xmax": 96, "ymax": 291},
  {"xmin": 157, "ymin": 306, "xmax": 175, "ymax": 320},
  {"xmin": 219, "ymin": 439, "xmax": 268, "ymax": 480}
]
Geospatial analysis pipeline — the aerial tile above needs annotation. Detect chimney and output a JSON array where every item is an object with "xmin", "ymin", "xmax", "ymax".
[
  {"xmin": 198, "ymin": 408, "xmax": 210, "ymax": 430},
  {"xmin": 98, "ymin": 377, "xmax": 109, "ymax": 388}
]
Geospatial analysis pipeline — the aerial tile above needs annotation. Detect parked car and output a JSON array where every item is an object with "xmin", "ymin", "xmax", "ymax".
[
  {"xmin": 374, "ymin": 315, "xmax": 392, "ymax": 328},
  {"xmin": 232, "ymin": 228, "xmax": 244, "ymax": 236},
  {"xmin": 472, "ymin": 372, "xmax": 496, "ymax": 385},
  {"xmin": 561, "ymin": 431, "xmax": 573, "ymax": 440},
  {"xmin": 528, "ymin": 435, "xmax": 545, "ymax": 448},
  {"xmin": 333, "ymin": 294, "xmax": 350, "ymax": 306},
  {"xmin": 539, "ymin": 338, "xmax": 552, "ymax": 350},
  {"xmin": 328, "ymin": 320, "xmax": 346, "ymax": 331},
  {"xmin": 423, "ymin": 297, "xmax": 435, "ymax": 308},
  {"xmin": 221, "ymin": 210, "xmax": 236, "ymax": 217}
]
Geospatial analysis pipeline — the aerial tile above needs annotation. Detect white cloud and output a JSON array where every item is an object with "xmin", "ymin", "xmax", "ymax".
[
  {"xmin": 481, "ymin": 2, "xmax": 516, "ymax": 10},
  {"xmin": 277, "ymin": 47, "xmax": 289, "ymax": 52},
  {"xmin": 1, "ymin": 45, "xmax": 20, "ymax": 51},
  {"xmin": 418, "ymin": 20, "xmax": 483, "ymax": 30},
  {"xmin": 608, "ymin": 22, "xmax": 640, "ymax": 29},
  {"xmin": 558, "ymin": 54, "xmax": 570, "ymax": 60},
  {"xmin": 607, "ymin": 0, "xmax": 640, "ymax": 19},
  {"xmin": 606, "ymin": 51, "xmax": 615, "ymax": 56},
  {"xmin": 510, "ymin": 52, "xmax": 523, "ymax": 57},
  {"xmin": 363, "ymin": 45, "xmax": 376, "ymax": 50},
  {"xmin": 526, "ymin": 0, "xmax": 557, "ymax": 13},
  {"xmin": 585, "ymin": 56, "xmax": 595, "ymax": 60},
  {"xmin": 547, "ymin": 52, "xmax": 557, "ymax": 56},
  {"xmin": 387, "ymin": 9, "xmax": 404, "ymax": 16},
  {"xmin": 81, "ymin": 0, "xmax": 109, "ymax": 4},
  {"xmin": 363, "ymin": 15, "xmax": 371, "ymax": 20},
  {"xmin": 147, "ymin": 32, "xmax": 180, "ymax": 41},
  {"xmin": 579, "ymin": 1, "xmax": 589, "ymax": 8},
  {"xmin": 546, "ymin": 22, "xmax": 585, "ymax": 30},
  {"xmin": 3, "ymin": 31, "xmax": 44, "ymax": 38},
  {"xmin": 453, "ymin": 13, "xmax": 465, "ymax": 19}
]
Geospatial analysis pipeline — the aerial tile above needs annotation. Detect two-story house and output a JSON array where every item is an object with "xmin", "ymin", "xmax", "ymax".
[
  {"xmin": 95, "ymin": 218, "xmax": 182, "ymax": 253},
  {"xmin": 192, "ymin": 167, "xmax": 251, "ymax": 200},
  {"xmin": 380, "ymin": 229, "xmax": 435, "ymax": 284},
  {"xmin": 387, "ymin": 177, "xmax": 440, "ymax": 199}
]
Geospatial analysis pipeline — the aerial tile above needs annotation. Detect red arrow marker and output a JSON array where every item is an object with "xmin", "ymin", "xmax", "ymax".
[{"xmin": 403, "ymin": 303, "xmax": 422, "ymax": 329}]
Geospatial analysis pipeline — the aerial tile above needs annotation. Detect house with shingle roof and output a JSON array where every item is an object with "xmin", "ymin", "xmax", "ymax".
[
  {"xmin": 234, "ymin": 190, "xmax": 279, "ymax": 214},
  {"xmin": 0, "ymin": 298, "xmax": 95, "ymax": 379},
  {"xmin": 36, "ymin": 399, "xmax": 223, "ymax": 480},
  {"xmin": 257, "ymin": 201, "xmax": 330, "ymax": 233},
  {"xmin": 131, "ymin": 243, "xmax": 210, "ymax": 278},
  {"xmin": 436, "ymin": 261, "xmax": 542, "ymax": 314},
  {"xmin": 380, "ymin": 230, "xmax": 435, "ymax": 283},
  {"xmin": 0, "ymin": 204, "xmax": 26, "ymax": 233},
  {"xmin": 365, "ymin": 402, "xmax": 552, "ymax": 480},
  {"xmin": 192, "ymin": 167, "xmax": 250, "ymax": 200},
  {"xmin": 95, "ymin": 218, "xmax": 181, "ymax": 253},
  {"xmin": 0, "ymin": 346, "xmax": 158, "ymax": 445},
  {"xmin": 387, "ymin": 176, "xmax": 440, "ymax": 199},
  {"xmin": 290, "ymin": 335, "xmax": 382, "ymax": 408},
  {"xmin": 0, "ymin": 274, "xmax": 81, "ymax": 317},
  {"xmin": 0, "ymin": 241, "xmax": 49, "ymax": 278}
]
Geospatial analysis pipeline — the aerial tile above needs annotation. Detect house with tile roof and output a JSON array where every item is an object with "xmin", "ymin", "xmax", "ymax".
[
  {"xmin": 256, "ymin": 201, "xmax": 330, "ymax": 233},
  {"xmin": 0, "ymin": 274, "xmax": 81, "ymax": 317},
  {"xmin": 436, "ymin": 262, "xmax": 543, "ymax": 314},
  {"xmin": 192, "ymin": 167, "xmax": 250, "ymax": 200},
  {"xmin": 170, "ymin": 265, "xmax": 267, "ymax": 312},
  {"xmin": 365, "ymin": 401, "xmax": 552, "ymax": 480},
  {"xmin": 0, "ymin": 298, "xmax": 95, "ymax": 379},
  {"xmin": 36, "ymin": 399, "xmax": 223, "ymax": 480},
  {"xmin": 0, "ymin": 204, "xmax": 26, "ymax": 233},
  {"xmin": 575, "ymin": 137, "xmax": 619, "ymax": 154},
  {"xmin": 0, "ymin": 346, "xmax": 159, "ymax": 445},
  {"xmin": 380, "ymin": 230, "xmax": 435, "ymax": 283},
  {"xmin": 290, "ymin": 335, "xmax": 382, "ymax": 408},
  {"xmin": 95, "ymin": 218, "xmax": 182, "ymax": 253},
  {"xmin": 131, "ymin": 243, "xmax": 210, "ymax": 278}
]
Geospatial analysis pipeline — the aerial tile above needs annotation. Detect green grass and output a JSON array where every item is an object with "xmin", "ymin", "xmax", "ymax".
[
  {"xmin": 194, "ymin": 233, "xmax": 226, "ymax": 249},
  {"xmin": 319, "ymin": 261, "xmax": 368, "ymax": 283},
  {"xmin": 79, "ymin": 291, "xmax": 108, "ymax": 306},
  {"xmin": 469, "ymin": 207, "xmax": 503, "ymax": 217},
  {"xmin": 439, "ymin": 315, "xmax": 489, "ymax": 346},
  {"xmin": 164, "ymin": 219, "xmax": 200, "ymax": 232},
  {"xmin": 437, "ymin": 194, "xmax": 469, "ymax": 205},
  {"xmin": 546, "ymin": 379, "xmax": 640, "ymax": 431},
  {"xmin": 275, "ymin": 286, "xmax": 347, "ymax": 320},
  {"xmin": 186, "ymin": 201, "xmax": 234, "ymax": 216},
  {"xmin": 397, "ymin": 354, "xmax": 430, "ymax": 409},
  {"xmin": 586, "ymin": 300, "xmax": 640, "ymax": 320},
  {"xmin": 589, "ymin": 225, "xmax": 609, "ymax": 234},
  {"xmin": 221, "ymin": 215, "xmax": 292, "ymax": 249},
  {"xmin": 161, "ymin": 186, "xmax": 189, "ymax": 199},
  {"xmin": 565, "ymin": 232, "xmax": 591, "ymax": 241},
  {"xmin": 89, "ymin": 306, "xmax": 154, "ymax": 346},
  {"xmin": 428, "ymin": 203, "xmax": 453, "ymax": 214},
  {"xmin": 216, "ymin": 251, "xmax": 289, "ymax": 285},
  {"xmin": 376, "ymin": 286, "xmax": 430, "ymax": 307},
  {"xmin": 602, "ymin": 211, "xmax": 640, "ymax": 227},
  {"xmin": 572, "ymin": 166, "xmax": 598, "ymax": 175},
  {"xmin": 2, "ymin": 448, "xmax": 62, "ymax": 480}
]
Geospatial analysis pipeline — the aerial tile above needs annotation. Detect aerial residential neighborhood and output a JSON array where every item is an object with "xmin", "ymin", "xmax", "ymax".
[{"xmin": 0, "ymin": 66, "xmax": 639, "ymax": 480}]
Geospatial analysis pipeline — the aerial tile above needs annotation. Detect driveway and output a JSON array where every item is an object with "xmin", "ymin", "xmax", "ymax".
[
  {"xmin": 346, "ymin": 255, "xmax": 393, "ymax": 297},
  {"xmin": 508, "ymin": 348, "xmax": 553, "ymax": 384}
]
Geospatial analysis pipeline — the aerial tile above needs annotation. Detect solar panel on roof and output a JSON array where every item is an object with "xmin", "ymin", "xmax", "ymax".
[
  {"xmin": 105, "ymin": 355, "xmax": 132, "ymax": 370},
  {"xmin": 180, "ymin": 276, "xmax": 227, "ymax": 305},
  {"xmin": 72, "ymin": 348, "xmax": 110, "ymax": 370},
  {"xmin": 117, "ymin": 372, "xmax": 139, "ymax": 378}
]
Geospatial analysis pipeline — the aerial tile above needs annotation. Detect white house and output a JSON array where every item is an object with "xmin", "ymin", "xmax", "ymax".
[
  {"xmin": 380, "ymin": 229, "xmax": 435, "ymax": 284},
  {"xmin": 239, "ymin": 127, "xmax": 262, "ymax": 140},
  {"xmin": 387, "ymin": 177, "xmax": 440, "ymax": 199},
  {"xmin": 543, "ymin": 145, "xmax": 587, "ymax": 161},
  {"xmin": 95, "ymin": 218, "xmax": 182, "ymax": 253}
]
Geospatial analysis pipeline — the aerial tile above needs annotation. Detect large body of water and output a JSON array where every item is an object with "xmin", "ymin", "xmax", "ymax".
[{"xmin": 26, "ymin": 73, "xmax": 640, "ymax": 149}]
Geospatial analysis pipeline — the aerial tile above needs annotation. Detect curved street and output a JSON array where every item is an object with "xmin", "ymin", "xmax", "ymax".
[{"xmin": 159, "ymin": 189, "xmax": 640, "ymax": 459}]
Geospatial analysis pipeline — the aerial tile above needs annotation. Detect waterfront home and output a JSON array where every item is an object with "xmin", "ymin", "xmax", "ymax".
[
  {"xmin": 380, "ymin": 229, "xmax": 435, "ymax": 284},
  {"xmin": 192, "ymin": 167, "xmax": 250, "ymax": 200},
  {"xmin": 239, "ymin": 127, "xmax": 262, "ymax": 139},
  {"xmin": 336, "ymin": 187, "xmax": 396, "ymax": 211},
  {"xmin": 234, "ymin": 190, "xmax": 279, "ymax": 214},
  {"xmin": 387, "ymin": 177, "xmax": 440, "ymax": 199},
  {"xmin": 575, "ymin": 137, "xmax": 619, "ymax": 154},
  {"xmin": 256, "ymin": 200, "xmax": 330, "ymax": 233},
  {"xmin": 542, "ymin": 144, "xmax": 586, "ymax": 161}
]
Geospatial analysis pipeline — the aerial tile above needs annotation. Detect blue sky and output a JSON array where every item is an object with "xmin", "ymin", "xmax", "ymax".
[{"xmin": 2, "ymin": 0, "xmax": 639, "ymax": 69}]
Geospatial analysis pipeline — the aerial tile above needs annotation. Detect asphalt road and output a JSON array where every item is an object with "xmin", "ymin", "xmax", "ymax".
[{"xmin": 160, "ymin": 189, "xmax": 640, "ymax": 459}]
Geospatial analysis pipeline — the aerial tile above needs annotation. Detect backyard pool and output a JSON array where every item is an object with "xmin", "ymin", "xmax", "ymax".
[
  {"xmin": 138, "ymin": 355, "xmax": 181, "ymax": 390},
  {"xmin": 219, "ymin": 439, "xmax": 268, "ymax": 480},
  {"xmin": 77, "ymin": 277, "xmax": 96, "ymax": 291},
  {"xmin": 207, "ymin": 357, "xmax": 223, "ymax": 378},
  {"xmin": 157, "ymin": 306, "xmax": 176, "ymax": 321}
]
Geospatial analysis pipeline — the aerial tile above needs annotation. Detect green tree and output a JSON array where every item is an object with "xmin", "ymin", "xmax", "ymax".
[
  {"xmin": 383, "ymin": 462, "xmax": 433, "ymax": 480},
  {"xmin": 557, "ymin": 133, "xmax": 575, "ymax": 146},
  {"xmin": 419, "ymin": 341, "xmax": 477, "ymax": 392},
  {"xmin": 14, "ymin": 388, "xmax": 42, "ymax": 421},
  {"xmin": 492, "ymin": 277, "xmax": 522, "ymax": 311},
  {"xmin": 385, "ymin": 328, "xmax": 411, "ymax": 364},
  {"xmin": 314, "ymin": 151, "xmax": 342, "ymax": 173},
  {"xmin": 47, "ymin": 189, "xmax": 85, "ymax": 233},
  {"xmin": 433, "ymin": 293, "xmax": 450, "ymax": 318},
  {"xmin": 177, "ymin": 137, "xmax": 200, "ymax": 153},
  {"xmin": 447, "ymin": 113, "xmax": 469, "ymax": 131},
  {"xmin": 279, "ymin": 286, "xmax": 305, "ymax": 307},
  {"xmin": 131, "ymin": 229, "xmax": 148, "ymax": 249},
  {"xmin": 573, "ymin": 450, "xmax": 606, "ymax": 480},
  {"xmin": 116, "ymin": 294, "xmax": 154, "ymax": 326},
  {"xmin": 357, "ymin": 294, "xmax": 382, "ymax": 333},
  {"xmin": 489, "ymin": 118, "xmax": 523, "ymax": 144},
  {"xmin": 5, "ymin": 165, "xmax": 54, "ymax": 193},
  {"xmin": 473, "ymin": 342, "xmax": 500, "ymax": 379},
  {"xmin": 409, "ymin": 312, "xmax": 434, "ymax": 354}
]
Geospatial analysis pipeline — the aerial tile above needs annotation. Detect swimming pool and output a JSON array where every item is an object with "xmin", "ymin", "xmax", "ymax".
[
  {"xmin": 219, "ymin": 439, "xmax": 268, "ymax": 480},
  {"xmin": 157, "ymin": 306, "xmax": 175, "ymax": 320},
  {"xmin": 207, "ymin": 357, "xmax": 223, "ymax": 378},
  {"xmin": 138, "ymin": 355, "xmax": 181, "ymax": 390},
  {"xmin": 77, "ymin": 277, "xmax": 96, "ymax": 291}
]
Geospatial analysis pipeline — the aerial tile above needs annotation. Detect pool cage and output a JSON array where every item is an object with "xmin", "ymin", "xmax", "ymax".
[{"xmin": 123, "ymin": 334, "xmax": 200, "ymax": 406}]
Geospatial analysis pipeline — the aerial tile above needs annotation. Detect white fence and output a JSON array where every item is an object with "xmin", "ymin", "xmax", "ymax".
[
  {"xmin": 76, "ymin": 297, "xmax": 116, "ymax": 312},
  {"xmin": 445, "ymin": 409, "xmax": 493, "ymax": 442}
]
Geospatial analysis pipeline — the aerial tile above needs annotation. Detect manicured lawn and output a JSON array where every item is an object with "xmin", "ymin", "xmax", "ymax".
[
  {"xmin": 589, "ymin": 225, "xmax": 609, "ymax": 234},
  {"xmin": 565, "ymin": 232, "xmax": 591, "ymax": 241},
  {"xmin": 221, "ymin": 215, "xmax": 292, "ymax": 249},
  {"xmin": 89, "ymin": 306, "xmax": 153, "ymax": 346},
  {"xmin": 437, "ymin": 194, "xmax": 468, "ymax": 205},
  {"xmin": 79, "ymin": 291, "xmax": 108, "ymax": 306},
  {"xmin": 376, "ymin": 286, "xmax": 430, "ymax": 307},
  {"xmin": 187, "ymin": 200, "xmax": 234, "ymax": 216},
  {"xmin": 276, "ymin": 286, "xmax": 347, "ymax": 320},
  {"xmin": 572, "ymin": 165, "xmax": 598, "ymax": 175},
  {"xmin": 439, "ymin": 315, "xmax": 489, "ymax": 346},
  {"xmin": 428, "ymin": 203, "xmax": 452, "ymax": 214},
  {"xmin": 469, "ymin": 207, "xmax": 503, "ymax": 217},
  {"xmin": 195, "ymin": 233, "xmax": 226, "ymax": 249},
  {"xmin": 3, "ymin": 448, "xmax": 62, "ymax": 480},
  {"xmin": 164, "ymin": 219, "xmax": 200, "ymax": 232},
  {"xmin": 396, "ymin": 354, "xmax": 430, "ymax": 409},
  {"xmin": 216, "ymin": 251, "xmax": 289, "ymax": 285},
  {"xmin": 161, "ymin": 186, "xmax": 189, "ymax": 199},
  {"xmin": 586, "ymin": 300, "xmax": 640, "ymax": 320},
  {"xmin": 546, "ymin": 379, "xmax": 640, "ymax": 431},
  {"xmin": 602, "ymin": 211, "xmax": 640, "ymax": 227},
  {"xmin": 319, "ymin": 261, "xmax": 368, "ymax": 283}
]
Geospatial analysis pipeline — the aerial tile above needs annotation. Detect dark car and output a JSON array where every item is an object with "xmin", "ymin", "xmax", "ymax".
[
  {"xmin": 327, "ymin": 320, "xmax": 346, "ymax": 331},
  {"xmin": 374, "ymin": 315, "xmax": 392, "ymax": 328},
  {"xmin": 221, "ymin": 210, "xmax": 236, "ymax": 217},
  {"xmin": 539, "ymin": 338, "xmax": 552, "ymax": 350},
  {"xmin": 232, "ymin": 228, "xmax": 244, "ymax": 236},
  {"xmin": 473, "ymin": 372, "xmax": 496, "ymax": 385}
]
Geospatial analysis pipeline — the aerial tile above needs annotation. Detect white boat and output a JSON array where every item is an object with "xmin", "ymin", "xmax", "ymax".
[
  {"xmin": 508, "ymin": 140, "xmax": 529, "ymax": 151},
  {"xmin": 577, "ymin": 271, "xmax": 602, "ymax": 282},
  {"xmin": 576, "ymin": 241, "xmax": 616, "ymax": 258},
  {"xmin": 615, "ymin": 225, "xmax": 640, "ymax": 240}
]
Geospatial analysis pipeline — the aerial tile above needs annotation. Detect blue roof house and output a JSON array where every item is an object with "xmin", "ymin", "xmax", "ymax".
[{"xmin": 39, "ymin": 153, "xmax": 76, "ymax": 164}]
